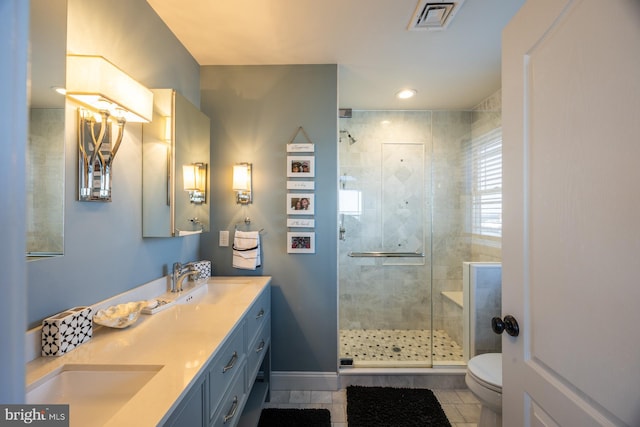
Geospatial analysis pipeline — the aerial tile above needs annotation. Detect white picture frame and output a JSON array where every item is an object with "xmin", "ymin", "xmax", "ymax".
[
  {"xmin": 287, "ymin": 156, "xmax": 314, "ymax": 178},
  {"xmin": 287, "ymin": 232, "xmax": 315, "ymax": 254},
  {"xmin": 287, "ymin": 218, "xmax": 315, "ymax": 228},
  {"xmin": 287, "ymin": 180, "xmax": 315, "ymax": 190},
  {"xmin": 287, "ymin": 193, "xmax": 314, "ymax": 214}
]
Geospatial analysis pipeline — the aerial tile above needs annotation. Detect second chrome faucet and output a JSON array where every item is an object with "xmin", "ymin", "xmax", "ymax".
[{"xmin": 171, "ymin": 262, "xmax": 199, "ymax": 293}]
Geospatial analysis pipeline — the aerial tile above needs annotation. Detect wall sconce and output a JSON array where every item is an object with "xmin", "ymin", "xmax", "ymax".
[
  {"xmin": 232, "ymin": 163, "xmax": 252, "ymax": 204},
  {"xmin": 183, "ymin": 162, "xmax": 207, "ymax": 204},
  {"xmin": 66, "ymin": 55, "xmax": 153, "ymax": 201}
]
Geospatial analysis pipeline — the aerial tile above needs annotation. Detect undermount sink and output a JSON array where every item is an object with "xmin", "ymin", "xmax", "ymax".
[
  {"xmin": 26, "ymin": 364, "xmax": 162, "ymax": 426},
  {"xmin": 142, "ymin": 280, "xmax": 254, "ymax": 314},
  {"xmin": 177, "ymin": 281, "xmax": 252, "ymax": 305}
]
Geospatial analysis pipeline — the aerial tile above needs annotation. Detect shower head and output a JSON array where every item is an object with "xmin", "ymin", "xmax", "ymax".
[{"xmin": 340, "ymin": 129, "xmax": 357, "ymax": 144}]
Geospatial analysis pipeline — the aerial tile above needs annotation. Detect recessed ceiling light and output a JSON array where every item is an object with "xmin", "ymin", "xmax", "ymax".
[{"xmin": 396, "ymin": 89, "xmax": 417, "ymax": 99}]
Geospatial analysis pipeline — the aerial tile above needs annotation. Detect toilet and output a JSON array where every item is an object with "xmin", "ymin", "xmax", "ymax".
[{"xmin": 465, "ymin": 353, "xmax": 502, "ymax": 427}]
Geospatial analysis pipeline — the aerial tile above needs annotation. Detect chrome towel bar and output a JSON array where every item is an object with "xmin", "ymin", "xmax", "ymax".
[{"xmin": 348, "ymin": 251, "xmax": 425, "ymax": 258}]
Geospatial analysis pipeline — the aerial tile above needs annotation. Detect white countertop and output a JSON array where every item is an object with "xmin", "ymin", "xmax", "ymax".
[{"xmin": 25, "ymin": 276, "xmax": 271, "ymax": 427}]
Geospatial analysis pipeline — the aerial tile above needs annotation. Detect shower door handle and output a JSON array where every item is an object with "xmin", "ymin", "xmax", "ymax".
[
  {"xmin": 348, "ymin": 251, "xmax": 425, "ymax": 258},
  {"xmin": 491, "ymin": 315, "xmax": 520, "ymax": 337}
]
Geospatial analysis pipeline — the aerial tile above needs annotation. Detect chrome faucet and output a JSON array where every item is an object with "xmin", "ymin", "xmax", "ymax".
[{"xmin": 171, "ymin": 262, "xmax": 199, "ymax": 293}]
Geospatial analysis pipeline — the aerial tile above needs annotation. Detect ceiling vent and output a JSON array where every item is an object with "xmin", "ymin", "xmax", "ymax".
[{"xmin": 408, "ymin": 0, "xmax": 466, "ymax": 31}]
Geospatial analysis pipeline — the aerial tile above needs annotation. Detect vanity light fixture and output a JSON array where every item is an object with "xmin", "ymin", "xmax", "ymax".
[
  {"xmin": 183, "ymin": 162, "xmax": 208, "ymax": 204},
  {"xmin": 66, "ymin": 55, "xmax": 153, "ymax": 201},
  {"xmin": 232, "ymin": 163, "xmax": 252, "ymax": 205},
  {"xmin": 66, "ymin": 55, "xmax": 153, "ymax": 123}
]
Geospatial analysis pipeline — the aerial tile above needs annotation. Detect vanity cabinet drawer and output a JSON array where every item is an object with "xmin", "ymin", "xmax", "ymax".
[
  {"xmin": 247, "ymin": 319, "xmax": 270, "ymax": 390},
  {"xmin": 208, "ymin": 323, "xmax": 246, "ymax": 421},
  {"xmin": 246, "ymin": 287, "xmax": 270, "ymax": 345},
  {"xmin": 209, "ymin": 361, "xmax": 247, "ymax": 427}
]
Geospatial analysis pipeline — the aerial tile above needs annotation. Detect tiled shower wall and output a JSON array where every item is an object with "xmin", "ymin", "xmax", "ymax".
[{"xmin": 338, "ymin": 90, "xmax": 502, "ymax": 349}]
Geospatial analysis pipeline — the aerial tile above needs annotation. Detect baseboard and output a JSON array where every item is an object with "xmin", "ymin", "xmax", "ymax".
[
  {"xmin": 270, "ymin": 368, "xmax": 467, "ymax": 391},
  {"xmin": 339, "ymin": 368, "xmax": 467, "ymax": 389},
  {"xmin": 271, "ymin": 371, "xmax": 340, "ymax": 391}
]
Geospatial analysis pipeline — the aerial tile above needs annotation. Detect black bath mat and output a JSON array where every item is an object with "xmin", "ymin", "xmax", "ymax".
[
  {"xmin": 257, "ymin": 408, "xmax": 331, "ymax": 427},
  {"xmin": 347, "ymin": 386, "xmax": 451, "ymax": 427}
]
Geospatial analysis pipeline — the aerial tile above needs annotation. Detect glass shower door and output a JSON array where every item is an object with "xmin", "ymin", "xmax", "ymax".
[
  {"xmin": 338, "ymin": 110, "xmax": 433, "ymax": 367},
  {"xmin": 338, "ymin": 106, "xmax": 502, "ymax": 369}
]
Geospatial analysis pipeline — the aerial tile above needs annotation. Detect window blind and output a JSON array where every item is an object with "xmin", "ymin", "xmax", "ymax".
[{"xmin": 471, "ymin": 127, "xmax": 502, "ymax": 237}]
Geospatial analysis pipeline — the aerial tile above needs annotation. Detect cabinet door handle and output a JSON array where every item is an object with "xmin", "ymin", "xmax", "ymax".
[
  {"xmin": 223, "ymin": 396, "xmax": 238, "ymax": 423},
  {"xmin": 222, "ymin": 351, "xmax": 238, "ymax": 373},
  {"xmin": 256, "ymin": 308, "xmax": 265, "ymax": 319},
  {"xmin": 255, "ymin": 339, "xmax": 265, "ymax": 353}
]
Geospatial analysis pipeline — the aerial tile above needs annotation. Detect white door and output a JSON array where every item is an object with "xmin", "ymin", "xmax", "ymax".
[{"xmin": 502, "ymin": 0, "xmax": 640, "ymax": 426}]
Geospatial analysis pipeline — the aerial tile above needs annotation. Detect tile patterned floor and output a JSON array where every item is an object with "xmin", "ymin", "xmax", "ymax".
[
  {"xmin": 340, "ymin": 329, "xmax": 464, "ymax": 365},
  {"xmin": 264, "ymin": 388, "xmax": 481, "ymax": 427}
]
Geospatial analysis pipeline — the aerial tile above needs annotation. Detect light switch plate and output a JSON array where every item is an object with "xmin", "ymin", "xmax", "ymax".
[{"xmin": 219, "ymin": 230, "xmax": 229, "ymax": 247}]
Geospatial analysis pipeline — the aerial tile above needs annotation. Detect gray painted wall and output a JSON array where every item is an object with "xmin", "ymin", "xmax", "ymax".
[
  {"xmin": 26, "ymin": 0, "xmax": 202, "ymax": 327},
  {"xmin": 200, "ymin": 65, "xmax": 339, "ymax": 372}
]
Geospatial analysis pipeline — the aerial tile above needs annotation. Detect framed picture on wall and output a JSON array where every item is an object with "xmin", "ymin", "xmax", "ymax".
[
  {"xmin": 287, "ymin": 193, "xmax": 314, "ymax": 215},
  {"xmin": 287, "ymin": 156, "xmax": 314, "ymax": 178},
  {"xmin": 287, "ymin": 232, "xmax": 315, "ymax": 254}
]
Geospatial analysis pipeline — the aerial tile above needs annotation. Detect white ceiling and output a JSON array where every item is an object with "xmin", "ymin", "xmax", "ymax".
[{"xmin": 146, "ymin": 0, "xmax": 525, "ymax": 110}]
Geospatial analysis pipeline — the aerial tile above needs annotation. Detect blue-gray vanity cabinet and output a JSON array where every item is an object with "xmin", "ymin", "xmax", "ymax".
[{"xmin": 162, "ymin": 284, "xmax": 270, "ymax": 427}]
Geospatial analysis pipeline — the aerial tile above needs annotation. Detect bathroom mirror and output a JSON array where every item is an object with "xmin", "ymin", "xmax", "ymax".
[
  {"xmin": 142, "ymin": 89, "xmax": 210, "ymax": 237},
  {"xmin": 26, "ymin": 0, "xmax": 67, "ymax": 258}
]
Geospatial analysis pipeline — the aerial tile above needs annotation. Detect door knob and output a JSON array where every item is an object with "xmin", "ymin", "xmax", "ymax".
[{"xmin": 491, "ymin": 315, "xmax": 520, "ymax": 337}]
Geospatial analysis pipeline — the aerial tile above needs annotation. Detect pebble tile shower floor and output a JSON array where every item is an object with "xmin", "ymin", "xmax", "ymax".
[{"xmin": 340, "ymin": 329, "xmax": 464, "ymax": 364}]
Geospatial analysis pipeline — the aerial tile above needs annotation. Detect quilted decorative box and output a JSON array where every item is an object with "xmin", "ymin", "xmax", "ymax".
[
  {"xmin": 189, "ymin": 260, "xmax": 211, "ymax": 282},
  {"xmin": 71, "ymin": 306, "xmax": 93, "ymax": 344},
  {"xmin": 41, "ymin": 306, "xmax": 92, "ymax": 356}
]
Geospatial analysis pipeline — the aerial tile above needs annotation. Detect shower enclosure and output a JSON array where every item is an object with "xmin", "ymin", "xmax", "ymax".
[{"xmin": 338, "ymin": 94, "xmax": 502, "ymax": 368}]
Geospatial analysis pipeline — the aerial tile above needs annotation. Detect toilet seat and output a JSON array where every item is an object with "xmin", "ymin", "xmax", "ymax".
[{"xmin": 467, "ymin": 353, "xmax": 502, "ymax": 393}]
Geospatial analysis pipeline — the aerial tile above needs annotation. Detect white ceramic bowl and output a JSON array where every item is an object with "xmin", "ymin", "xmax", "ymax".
[{"xmin": 93, "ymin": 301, "xmax": 147, "ymax": 328}]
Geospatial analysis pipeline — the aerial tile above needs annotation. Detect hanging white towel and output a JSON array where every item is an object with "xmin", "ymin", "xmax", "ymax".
[{"xmin": 232, "ymin": 230, "xmax": 261, "ymax": 270}]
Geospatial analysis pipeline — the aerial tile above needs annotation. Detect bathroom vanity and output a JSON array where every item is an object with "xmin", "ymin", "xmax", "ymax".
[{"xmin": 25, "ymin": 277, "xmax": 271, "ymax": 427}]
